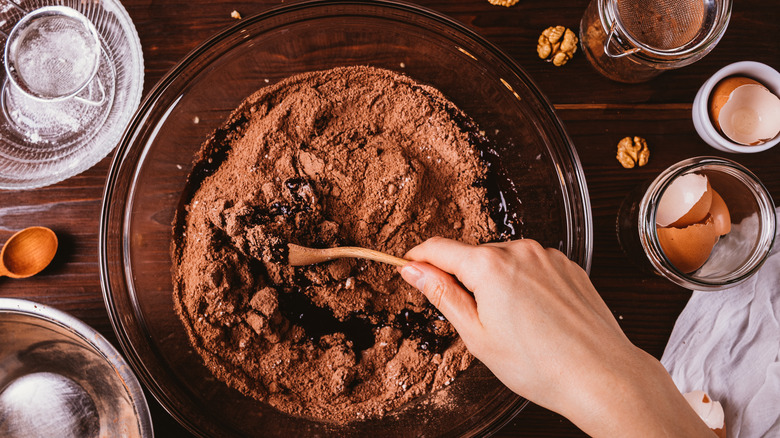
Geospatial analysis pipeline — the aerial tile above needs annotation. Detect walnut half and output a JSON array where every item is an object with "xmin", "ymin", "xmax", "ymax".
[
  {"xmin": 488, "ymin": 0, "xmax": 519, "ymax": 6},
  {"xmin": 537, "ymin": 26, "xmax": 578, "ymax": 66},
  {"xmin": 616, "ymin": 136, "xmax": 650, "ymax": 169}
]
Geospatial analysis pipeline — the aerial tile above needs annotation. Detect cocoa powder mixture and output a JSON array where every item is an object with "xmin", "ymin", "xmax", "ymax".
[{"xmin": 172, "ymin": 66, "xmax": 500, "ymax": 424}]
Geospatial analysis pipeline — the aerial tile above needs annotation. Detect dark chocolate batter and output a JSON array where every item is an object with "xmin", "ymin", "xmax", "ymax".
[{"xmin": 172, "ymin": 66, "xmax": 498, "ymax": 423}]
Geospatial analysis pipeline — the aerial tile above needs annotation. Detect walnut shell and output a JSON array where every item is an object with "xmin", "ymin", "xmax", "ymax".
[
  {"xmin": 537, "ymin": 26, "xmax": 578, "ymax": 66},
  {"xmin": 616, "ymin": 136, "xmax": 650, "ymax": 169}
]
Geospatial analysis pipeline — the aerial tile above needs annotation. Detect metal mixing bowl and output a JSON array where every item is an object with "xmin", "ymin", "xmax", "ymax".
[
  {"xmin": 0, "ymin": 298, "xmax": 153, "ymax": 438},
  {"xmin": 100, "ymin": 1, "xmax": 593, "ymax": 436}
]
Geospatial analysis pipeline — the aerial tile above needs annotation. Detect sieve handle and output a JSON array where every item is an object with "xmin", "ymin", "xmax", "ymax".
[
  {"xmin": 73, "ymin": 76, "xmax": 106, "ymax": 106},
  {"xmin": 603, "ymin": 18, "xmax": 642, "ymax": 59}
]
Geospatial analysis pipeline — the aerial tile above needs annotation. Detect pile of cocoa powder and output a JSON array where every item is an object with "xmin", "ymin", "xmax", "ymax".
[{"xmin": 172, "ymin": 66, "xmax": 500, "ymax": 424}]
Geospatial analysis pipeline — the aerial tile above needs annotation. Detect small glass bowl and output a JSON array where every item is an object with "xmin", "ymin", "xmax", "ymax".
[
  {"xmin": 0, "ymin": 0, "xmax": 143, "ymax": 190},
  {"xmin": 618, "ymin": 157, "xmax": 775, "ymax": 290}
]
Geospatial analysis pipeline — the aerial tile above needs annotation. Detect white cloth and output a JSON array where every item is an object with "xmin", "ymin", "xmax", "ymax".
[{"xmin": 661, "ymin": 210, "xmax": 780, "ymax": 438}]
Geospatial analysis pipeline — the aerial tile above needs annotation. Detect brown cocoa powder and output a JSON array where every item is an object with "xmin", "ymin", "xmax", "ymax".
[{"xmin": 172, "ymin": 66, "xmax": 498, "ymax": 424}]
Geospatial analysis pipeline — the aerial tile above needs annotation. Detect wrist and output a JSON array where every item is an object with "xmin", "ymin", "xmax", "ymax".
[{"xmin": 559, "ymin": 346, "xmax": 714, "ymax": 438}]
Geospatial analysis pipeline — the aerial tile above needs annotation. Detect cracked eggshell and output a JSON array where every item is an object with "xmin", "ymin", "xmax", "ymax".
[
  {"xmin": 657, "ymin": 217, "xmax": 719, "ymax": 273},
  {"xmin": 683, "ymin": 390, "xmax": 726, "ymax": 438},
  {"xmin": 709, "ymin": 189, "xmax": 731, "ymax": 236},
  {"xmin": 710, "ymin": 76, "xmax": 761, "ymax": 130},
  {"xmin": 656, "ymin": 173, "xmax": 713, "ymax": 228},
  {"xmin": 710, "ymin": 76, "xmax": 780, "ymax": 145}
]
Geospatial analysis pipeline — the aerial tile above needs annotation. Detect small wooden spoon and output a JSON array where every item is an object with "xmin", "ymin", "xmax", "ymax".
[
  {"xmin": 287, "ymin": 243, "xmax": 408, "ymax": 267},
  {"xmin": 0, "ymin": 227, "xmax": 58, "ymax": 279}
]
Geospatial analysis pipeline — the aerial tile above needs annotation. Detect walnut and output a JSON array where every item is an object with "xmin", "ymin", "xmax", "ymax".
[
  {"xmin": 616, "ymin": 136, "xmax": 650, "ymax": 169},
  {"xmin": 487, "ymin": 0, "xmax": 519, "ymax": 6},
  {"xmin": 537, "ymin": 26, "xmax": 578, "ymax": 66}
]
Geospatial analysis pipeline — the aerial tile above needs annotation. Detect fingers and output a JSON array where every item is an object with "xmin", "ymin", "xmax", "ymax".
[
  {"xmin": 405, "ymin": 237, "xmax": 537, "ymax": 292},
  {"xmin": 400, "ymin": 261, "xmax": 483, "ymax": 341},
  {"xmin": 403, "ymin": 237, "xmax": 476, "ymax": 276}
]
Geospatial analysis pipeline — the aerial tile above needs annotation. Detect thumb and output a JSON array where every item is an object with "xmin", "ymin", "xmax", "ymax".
[{"xmin": 400, "ymin": 262, "xmax": 483, "ymax": 339}]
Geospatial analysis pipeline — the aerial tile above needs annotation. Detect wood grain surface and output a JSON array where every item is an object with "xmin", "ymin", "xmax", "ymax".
[{"xmin": 1, "ymin": 0, "xmax": 778, "ymax": 436}]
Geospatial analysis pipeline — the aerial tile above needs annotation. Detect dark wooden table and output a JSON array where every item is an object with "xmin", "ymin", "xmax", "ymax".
[{"xmin": 1, "ymin": 0, "xmax": 778, "ymax": 436}]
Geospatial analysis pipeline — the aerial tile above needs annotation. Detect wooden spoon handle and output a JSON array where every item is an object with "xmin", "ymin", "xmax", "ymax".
[{"xmin": 287, "ymin": 244, "xmax": 409, "ymax": 267}]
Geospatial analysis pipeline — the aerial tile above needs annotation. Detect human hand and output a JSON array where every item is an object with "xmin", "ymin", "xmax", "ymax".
[{"xmin": 400, "ymin": 237, "xmax": 713, "ymax": 438}]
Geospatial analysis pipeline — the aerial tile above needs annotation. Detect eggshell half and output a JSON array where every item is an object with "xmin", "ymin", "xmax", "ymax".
[
  {"xmin": 709, "ymin": 189, "xmax": 731, "ymax": 236},
  {"xmin": 718, "ymin": 84, "xmax": 780, "ymax": 145},
  {"xmin": 710, "ymin": 76, "xmax": 762, "ymax": 131},
  {"xmin": 683, "ymin": 390, "xmax": 726, "ymax": 438},
  {"xmin": 657, "ymin": 174, "xmax": 712, "ymax": 228},
  {"xmin": 657, "ymin": 217, "xmax": 719, "ymax": 273}
]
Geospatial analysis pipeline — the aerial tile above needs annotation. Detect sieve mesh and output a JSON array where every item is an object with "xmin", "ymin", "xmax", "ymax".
[
  {"xmin": 10, "ymin": 14, "xmax": 100, "ymax": 98},
  {"xmin": 616, "ymin": 0, "xmax": 709, "ymax": 51}
]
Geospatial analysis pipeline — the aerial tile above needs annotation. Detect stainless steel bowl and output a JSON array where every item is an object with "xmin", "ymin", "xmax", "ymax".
[{"xmin": 0, "ymin": 298, "xmax": 153, "ymax": 438}]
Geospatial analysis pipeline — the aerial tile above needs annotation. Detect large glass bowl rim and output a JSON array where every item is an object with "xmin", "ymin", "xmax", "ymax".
[{"xmin": 100, "ymin": 0, "xmax": 593, "ymax": 436}]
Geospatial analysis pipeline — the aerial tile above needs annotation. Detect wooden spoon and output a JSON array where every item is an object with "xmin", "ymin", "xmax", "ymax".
[
  {"xmin": 287, "ymin": 243, "xmax": 408, "ymax": 267},
  {"xmin": 0, "ymin": 227, "xmax": 58, "ymax": 279}
]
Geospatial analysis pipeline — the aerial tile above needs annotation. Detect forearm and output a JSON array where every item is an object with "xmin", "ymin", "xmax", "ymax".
[
  {"xmin": 399, "ymin": 239, "xmax": 715, "ymax": 438},
  {"xmin": 560, "ymin": 347, "xmax": 714, "ymax": 438}
]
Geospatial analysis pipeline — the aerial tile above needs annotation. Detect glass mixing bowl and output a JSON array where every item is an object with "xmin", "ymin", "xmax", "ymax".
[{"xmin": 100, "ymin": 1, "xmax": 593, "ymax": 436}]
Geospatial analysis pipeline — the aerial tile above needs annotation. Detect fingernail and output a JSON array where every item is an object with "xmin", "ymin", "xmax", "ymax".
[{"xmin": 401, "ymin": 264, "xmax": 426, "ymax": 291}]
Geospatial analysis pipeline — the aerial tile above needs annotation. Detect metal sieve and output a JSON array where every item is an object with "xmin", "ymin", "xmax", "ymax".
[
  {"xmin": 579, "ymin": 0, "xmax": 731, "ymax": 82},
  {"xmin": 3, "ymin": 6, "xmax": 101, "ymax": 101},
  {"xmin": 617, "ymin": 0, "xmax": 709, "ymax": 51},
  {"xmin": 604, "ymin": 0, "xmax": 728, "ymax": 61}
]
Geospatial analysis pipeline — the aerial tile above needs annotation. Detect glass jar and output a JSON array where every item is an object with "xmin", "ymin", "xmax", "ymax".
[
  {"xmin": 580, "ymin": 0, "xmax": 732, "ymax": 83},
  {"xmin": 617, "ymin": 157, "xmax": 776, "ymax": 290}
]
